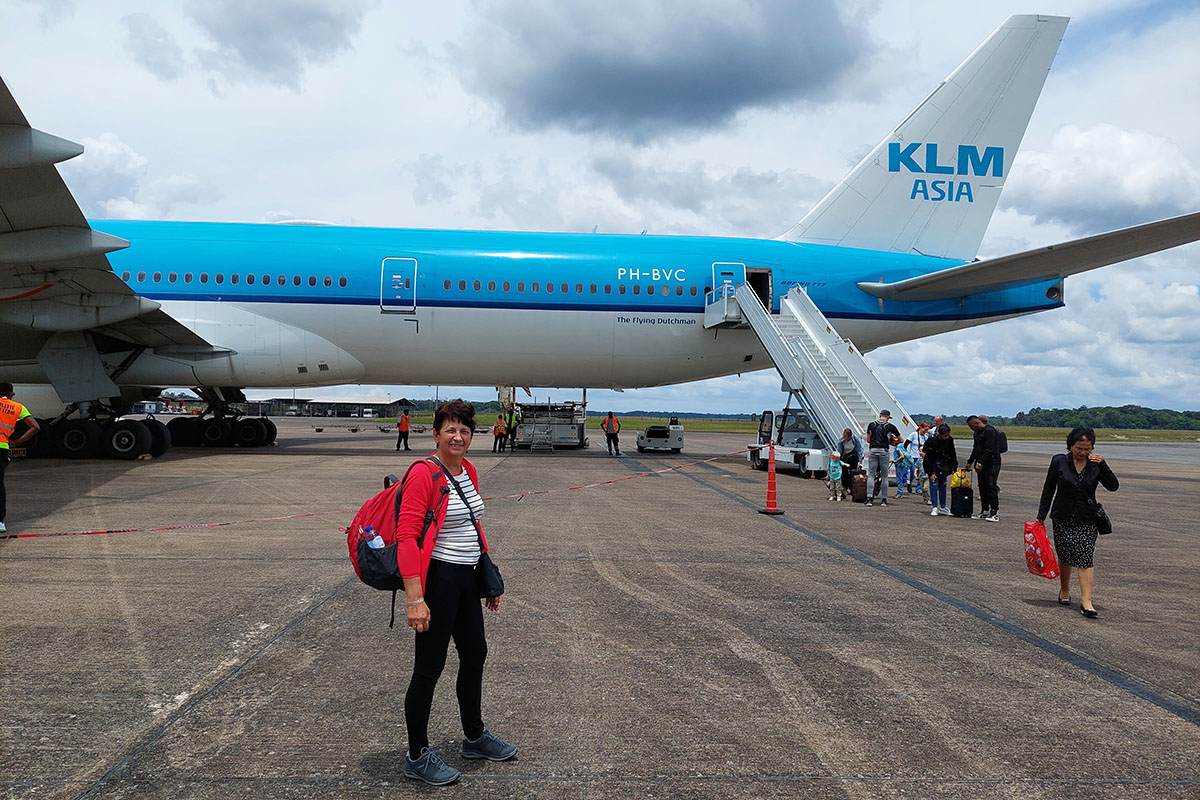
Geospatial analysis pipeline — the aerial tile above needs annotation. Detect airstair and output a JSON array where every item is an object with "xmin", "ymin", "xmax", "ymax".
[{"xmin": 705, "ymin": 283, "xmax": 915, "ymax": 449}]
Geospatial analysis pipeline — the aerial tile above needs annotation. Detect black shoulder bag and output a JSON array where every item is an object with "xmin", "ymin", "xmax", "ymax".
[
  {"xmin": 429, "ymin": 457, "xmax": 505, "ymax": 598},
  {"xmin": 1078, "ymin": 463, "xmax": 1113, "ymax": 535}
]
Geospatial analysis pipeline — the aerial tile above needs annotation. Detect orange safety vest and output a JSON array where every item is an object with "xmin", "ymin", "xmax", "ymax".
[
  {"xmin": 0, "ymin": 398, "xmax": 29, "ymax": 448},
  {"xmin": 493, "ymin": 419, "xmax": 505, "ymax": 436},
  {"xmin": 602, "ymin": 416, "xmax": 620, "ymax": 433},
  {"xmin": 398, "ymin": 415, "xmax": 410, "ymax": 431}
]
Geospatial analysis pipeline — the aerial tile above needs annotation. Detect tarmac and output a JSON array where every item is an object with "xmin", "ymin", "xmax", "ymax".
[{"xmin": 1, "ymin": 418, "xmax": 1197, "ymax": 799}]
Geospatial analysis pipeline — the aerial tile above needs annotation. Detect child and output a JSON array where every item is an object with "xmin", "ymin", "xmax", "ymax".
[
  {"xmin": 827, "ymin": 451, "xmax": 850, "ymax": 501},
  {"xmin": 892, "ymin": 442, "xmax": 916, "ymax": 498}
]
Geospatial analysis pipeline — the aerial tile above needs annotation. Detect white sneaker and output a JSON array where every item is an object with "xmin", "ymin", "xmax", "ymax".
[
  {"xmin": 930, "ymin": 508, "xmax": 939, "ymax": 516},
  {"xmin": 985, "ymin": 513, "xmax": 1000, "ymax": 523},
  {"xmin": 940, "ymin": 506, "xmax": 951, "ymax": 515}
]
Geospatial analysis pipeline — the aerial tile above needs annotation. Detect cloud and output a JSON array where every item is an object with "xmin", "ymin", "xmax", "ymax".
[
  {"xmin": 58, "ymin": 133, "xmax": 218, "ymax": 220},
  {"xmin": 186, "ymin": 0, "xmax": 373, "ymax": 90},
  {"xmin": 1003, "ymin": 124, "xmax": 1200, "ymax": 233},
  {"xmin": 123, "ymin": 12, "xmax": 187, "ymax": 80},
  {"xmin": 455, "ymin": 0, "xmax": 871, "ymax": 142}
]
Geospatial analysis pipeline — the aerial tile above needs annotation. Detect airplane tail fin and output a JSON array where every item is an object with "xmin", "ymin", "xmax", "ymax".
[{"xmin": 779, "ymin": 14, "xmax": 1069, "ymax": 261}]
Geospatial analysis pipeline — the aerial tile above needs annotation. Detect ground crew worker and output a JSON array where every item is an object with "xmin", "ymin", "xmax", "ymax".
[
  {"xmin": 396, "ymin": 411, "xmax": 412, "ymax": 451},
  {"xmin": 492, "ymin": 415, "xmax": 506, "ymax": 453},
  {"xmin": 1, "ymin": 383, "xmax": 40, "ymax": 535},
  {"xmin": 506, "ymin": 412, "xmax": 518, "ymax": 452},
  {"xmin": 602, "ymin": 411, "xmax": 621, "ymax": 456}
]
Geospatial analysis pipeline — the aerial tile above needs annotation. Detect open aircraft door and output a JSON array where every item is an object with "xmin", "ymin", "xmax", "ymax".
[{"xmin": 381, "ymin": 257, "xmax": 417, "ymax": 313}]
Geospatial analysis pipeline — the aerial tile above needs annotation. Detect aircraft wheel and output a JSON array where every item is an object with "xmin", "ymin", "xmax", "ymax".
[
  {"xmin": 235, "ymin": 418, "xmax": 268, "ymax": 447},
  {"xmin": 200, "ymin": 419, "xmax": 235, "ymax": 447},
  {"xmin": 13, "ymin": 418, "xmax": 49, "ymax": 458},
  {"xmin": 167, "ymin": 417, "xmax": 199, "ymax": 447},
  {"xmin": 103, "ymin": 420, "xmax": 153, "ymax": 460},
  {"xmin": 54, "ymin": 419, "xmax": 103, "ymax": 459},
  {"xmin": 143, "ymin": 418, "xmax": 172, "ymax": 457},
  {"xmin": 260, "ymin": 418, "xmax": 278, "ymax": 445}
]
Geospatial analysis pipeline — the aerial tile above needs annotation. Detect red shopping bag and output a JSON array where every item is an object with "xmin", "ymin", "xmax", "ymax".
[{"xmin": 1023, "ymin": 520, "xmax": 1059, "ymax": 579}]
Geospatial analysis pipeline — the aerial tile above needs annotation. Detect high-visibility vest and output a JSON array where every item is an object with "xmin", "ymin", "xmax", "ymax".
[
  {"xmin": 494, "ymin": 420, "xmax": 505, "ymax": 436},
  {"xmin": 602, "ymin": 416, "xmax": 620, "ymax": 433},
  {"xmin": 0, "ymin": 399, "xmax": 29, "ymax": 448},
  {"xmin": 398, "ymin": 416, "xmax": 410, "ymax": 431}
]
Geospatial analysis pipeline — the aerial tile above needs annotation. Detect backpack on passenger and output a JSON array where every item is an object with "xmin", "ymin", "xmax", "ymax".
[
  {"xmin": 996, "ymin": 429, "xmax": 1008, "ymax": 454},
  {"xmin": 949, "ymin": 469, "xmax": 973, "ymax": 517},
  {"xmin": 346, "ymin": 460, "xmax": 442, "ymax": 627}
]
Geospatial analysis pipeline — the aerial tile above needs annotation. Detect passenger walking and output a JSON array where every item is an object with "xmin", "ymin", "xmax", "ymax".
[
  {"xmin": 922, "ymin": 423, "xmax": 957, "ymax": 516},
  {"xmin": 0, "ymin": 383, "xmax": 40, "ymax": 535},
  {"xmin": 602, "ymin": 412, "xmax": 621, "ymax": 456},
  {"xmin": 907, "ymin": 422, "xmax": 932, "ymax": 503},
  {"xmin": 399, "ymin": 399, "xmax": 516, "ymax": 785},
  {"xmin": 838, "ymin": 428, "xmax": 863, "ymax": 499},
  {"xmin": 891, "ymin": 441, "xmax": 916, "ymax": 498},
  {"xmin": 396, "ymin": 411, "xmax": 412, "ymax": 451},
  {"xmin": 492, "ymin": 415, "xmax": 506, "ymax": 453},
  {"xmin": 827, "ymin": 451, "xmax": 850, "ymax": 501},
  {"xmin": 864, "ymin": 410, "xmax": 900, "ymax": 507},
  {"xmin": 966, "ymin": 414, "xmax": 1003, "ymax": 521},
  {"xmin": 1036, "ymin": 426, "xmax": 1119, "ymax": 618}
]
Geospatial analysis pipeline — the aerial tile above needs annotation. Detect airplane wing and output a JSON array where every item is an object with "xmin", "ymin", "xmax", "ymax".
[
  {"xmin": 856, "ymin": 211, "xmax": 1200, "ymax": 302},
  {"xmin": 0, "ymin": 76, "xmax": 210, "ymax": 349}
]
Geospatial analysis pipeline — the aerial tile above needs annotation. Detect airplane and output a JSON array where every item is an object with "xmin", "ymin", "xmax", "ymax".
[{"xmin": 1, "ymin": 14, "xmax": 1197, "ymax": 459}]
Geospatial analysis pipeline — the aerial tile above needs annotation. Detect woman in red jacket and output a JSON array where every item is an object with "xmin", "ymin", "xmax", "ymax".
[{"xmin": 397, "ymin": 399, "xmax": 515, "ymax": 785}]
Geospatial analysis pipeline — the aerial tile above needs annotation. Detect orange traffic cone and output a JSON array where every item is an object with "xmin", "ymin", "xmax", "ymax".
[{"xmin": 759, "ymin": 442, "xmax": 785, "ymax": 515}]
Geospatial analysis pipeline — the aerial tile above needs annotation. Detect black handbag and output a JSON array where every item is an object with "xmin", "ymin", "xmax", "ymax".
[
  {"xmin": 430, "ymin": 457, "xmax": 505, "ymax": 598},
  {"xmin": 1093, "ymin": 501, "xmax": 1113, "ymax": 536}
]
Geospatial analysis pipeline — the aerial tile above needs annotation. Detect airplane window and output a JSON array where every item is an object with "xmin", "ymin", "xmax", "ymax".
[
  {"xmin": 532, "ymin": 283, "xmax": 540, "ymax": 293},
  {"xmin": 292, "ymin": 275, "xmax": 301, "ymax": 286},
  {"xmin": 215, "ymin": 274, "xmax": 224, "ymax": 284},
  {"xmin": 200, "ymin": 273, "xmax": 209, "ymax": 284},
  {"xmin": 590, "ymin": 283, "xmax": 597, "ymax": 293},
  {"xmin": 247, "ymin": 274, "xmax": 256, "ymax": 285},
  {"xmin": 338, "ymin": 277, "xmax": 347, "ymax": 288},
  {"xmin": 546, "ymin": 282, "xmax": 554, "ymax": 293},
  {"xmin": 168, "ymin": 272, "xmax": 178, "ymax": 283},
  {"xmin": 661, "ymin": 285, "xmax": 669, "ymax": 296},
  {"xmin": 183, "ymin": 273, "xmax": 193, "ymax": 283},
  {"xmin": 488, "ymin": 280, "xmax": 496, "ymax": 292},
  {"xmin": 503, "ymin": 281, "xmax": 510, "ymax": 292},
  {"xmin": 690, "ymin": 286, "xmax": 697, "ymax": 296},
  {"xmin": 517, "ymin": 281, "xmax": 525, "ymax": 292},
  {"xmin": 153, "ymin": 272, "xmax": 162, "ymax": 282},
  {"xmin": 458, "ymin": 280, "xmax": 466, "ymax": 290},
  {"xmin": 231, "ymin": 274, "xmax": 239, "ymax": 285},
  {"xmin": 646, "ymin": 284, "xmax": 654, "ymax": 296},
  {"xmin": 632, "ymin": 284, "xmax": 640, "ymax": 295},
  {"xmin": 618, "ymin": 284, "xmax": 626, "ymax": 295},
  {"xmin": 444, "ymin": 279, "xmax": 451, "ymax": 290},
  {"xmin": 277, "ymin": 275, "xmax": 286, "ymax": 286},
  {"xmin": 473, "ymin": 280, "xmax": 481, "ymax": 291},
  {"xmin": 675, "ymin": 285, "xmax": 683, "ymax": 296},
  {"xmin": 324, "ymin": 276, "xmax": 332, "ymax": 287},
  {"xmin": 121, "ymin": 271, "xmax": 131, "ymax": 281},
  {"xmin": 137, "ymin": 271, "xmax": 146, "ymax": 282},
  {"xmin": 604, "ymin": 284, "xmax": 611, "ymax": 294},
  {"xmin": 562, "ymin": 282, "xmax": 570, "ymax": 294},
  {"xmin": 308, "ymin": 276, "xmax": 317, "ymax": 286}
]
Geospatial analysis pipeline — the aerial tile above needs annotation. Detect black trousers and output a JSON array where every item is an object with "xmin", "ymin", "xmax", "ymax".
[
  {"xmin": 405, "ymin": 559, "xmax": 487, "ymax": 756},
  {"xmin": 0, "ymin": 450, "xmax": 8, "ymax": 522},
  {"xmin": 493, "ymin": 434, "xmax": 505, "ymax": 452},
  {"xmin": 979, "ymin": 461, "xmax": 1001, "ymax": 512},
  {"xmin": 396, "ymin": 430, "xmax": 409, "ymax": 450},
  {"xmin": 605, "ymin": 432, "xmax": 620, "ymax": 453},
  {"xmin": 840, "ymin": 452, "xmax": 859, "ymax": 492}
]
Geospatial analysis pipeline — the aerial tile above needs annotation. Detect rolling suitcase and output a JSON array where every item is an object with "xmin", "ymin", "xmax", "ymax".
[
  {"xmin": 950, "ymin": 486, "xmax": 974, "ymax": 517},
  {"xmin": 851, "ymin": 469, "xmax": 868, "ymax": 503}
]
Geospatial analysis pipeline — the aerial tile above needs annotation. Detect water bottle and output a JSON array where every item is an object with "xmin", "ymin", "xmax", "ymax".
[{"xmin": 364, "ymin": 525, "xmax": 385, "ymax": 549}]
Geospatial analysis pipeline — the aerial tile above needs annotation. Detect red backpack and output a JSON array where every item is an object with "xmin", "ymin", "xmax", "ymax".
[{"xmin": 347, "ymin": 459, "xmax": 444, "ymax": 627}]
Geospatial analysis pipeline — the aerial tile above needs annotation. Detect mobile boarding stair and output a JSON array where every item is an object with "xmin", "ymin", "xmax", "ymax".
[{"xmin": 705, "ymin": 283, "xmax": 916, "ymax": 454}]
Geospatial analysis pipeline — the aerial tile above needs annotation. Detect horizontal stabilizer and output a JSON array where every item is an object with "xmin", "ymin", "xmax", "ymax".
[{"xmin": 857, "ymin": 211, "xmax": 1200, "ymax": 302}]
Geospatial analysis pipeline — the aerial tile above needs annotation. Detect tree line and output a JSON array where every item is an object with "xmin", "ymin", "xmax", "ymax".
[{"xmin": 916, "ymin": 405, "xmax": 1200, "ymax": 430}]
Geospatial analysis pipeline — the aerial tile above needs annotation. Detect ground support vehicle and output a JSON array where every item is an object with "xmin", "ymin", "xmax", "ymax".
[
  {"xmin": 748, "ymin": 408, "xmax": 829, "ymax": 478},
  {"xmin": 637, "ymin": 422, "xmax": 683, "ymax": 452}
]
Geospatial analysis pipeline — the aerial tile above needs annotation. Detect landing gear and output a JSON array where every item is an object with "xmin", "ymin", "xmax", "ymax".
[
  {"xmin": 101, "ymin": 419, "xmax": 153, "ymax": 460},
  {"xmin": 54, "ymin": 419, "xmax": 103, "ymax": 459},
  {"xmin": 164, "ymin": 388, "xmax": 274, "ymax": 450},
  {"xmin": 234, "ymin": 418, "xmax": 269, "ymax": 447}
]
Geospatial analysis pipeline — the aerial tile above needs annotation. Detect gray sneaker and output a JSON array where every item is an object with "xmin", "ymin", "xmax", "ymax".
[
  {"xmin": 404, "ymin": 747, "xmax": 461, "ymax": 786},
  {"xmin": 461, "ymin": 729, "xmax": 517, "ymax": 762}
]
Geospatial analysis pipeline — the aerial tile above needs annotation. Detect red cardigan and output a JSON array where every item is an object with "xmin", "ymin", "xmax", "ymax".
[{"xmin": 395, "ymin": 456, "xmax": 490, "ymax": 591}]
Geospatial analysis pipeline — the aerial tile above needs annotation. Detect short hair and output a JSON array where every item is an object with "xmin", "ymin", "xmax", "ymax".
[
  {"xmin": 434, "ymin": 398, "xmax": 475, "ymax": 432},
  {"xmin": 0, "ymin": 382, "xmax": 12, "ymax": 395},
  {"xmin": 978, "ymin": 414, "xmax": 989, "ymax": 424},
  {"xmin": 1066, "ymin": 425, "xmax": 1095, "ymax": 449},
  {"xmin": 966, "ymin": 415, "xmax": 981, "ymax": 424},
  {"xmin": 937, "ymin": 423, "xmax": 951, "ymax": 435}
]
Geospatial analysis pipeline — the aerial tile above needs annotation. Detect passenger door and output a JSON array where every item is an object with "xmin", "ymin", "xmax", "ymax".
[{"xmin": 380, "ymin": 257, "xmax": 417, "ymax": 313}]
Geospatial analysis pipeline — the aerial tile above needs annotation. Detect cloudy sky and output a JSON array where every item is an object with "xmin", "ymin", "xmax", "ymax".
[{"xmin": 3, "ymin": 0, "xmax": 1198, "ymax": 416}]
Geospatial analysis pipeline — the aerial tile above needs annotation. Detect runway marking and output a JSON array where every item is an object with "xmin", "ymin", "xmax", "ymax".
[{"xmin": 678, "ymin": 468, "xmax": 1200, "ymax": 729}]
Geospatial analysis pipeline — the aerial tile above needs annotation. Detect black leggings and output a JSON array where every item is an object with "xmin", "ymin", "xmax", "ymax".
[
  {"xmin": 840, "ymin": 452, "xmax": 859, "ymax": 492},
  {"xmin": 405, "ymin": 559, "xmax": 487, "ymax": 756}
]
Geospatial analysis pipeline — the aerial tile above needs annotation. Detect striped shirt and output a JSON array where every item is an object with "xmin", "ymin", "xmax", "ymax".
[{"xmin": 430, "ymin": 468, "xmax": 483, "ymax": 565}]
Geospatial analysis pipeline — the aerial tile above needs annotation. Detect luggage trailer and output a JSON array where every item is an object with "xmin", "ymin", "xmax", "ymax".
[{"xmin": 512, "ymin": 402, "xmax": 588, "ymax": 451}]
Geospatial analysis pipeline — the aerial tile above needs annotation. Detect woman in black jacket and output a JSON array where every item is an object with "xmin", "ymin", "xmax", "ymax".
[
  {"xmin": 1036, "ymin": 426, "xmax": 1119, "ymax": 618},
  {"xmin": 922, "ymin": 423, "xmax": 957, "ymax": 516}
]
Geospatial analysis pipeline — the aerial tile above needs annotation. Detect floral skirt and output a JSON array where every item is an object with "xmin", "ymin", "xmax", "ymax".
[{"xmin": 1052, "ymin": 518, "xmax": 1099, "ymax": 569}]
